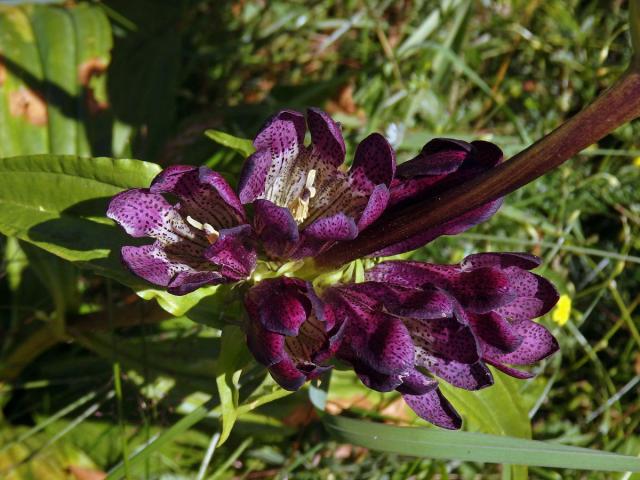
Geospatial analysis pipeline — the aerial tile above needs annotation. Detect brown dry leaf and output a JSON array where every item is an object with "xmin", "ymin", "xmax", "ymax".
[
  {"xmin": 9, "ymin": 86, "xmax": 48, "ymax": 126},
  {"xmin": 282, "ymin": 403, "xmax": 317, "ymax": 427},
  {"xmin": 634, "ymin": 352, "xmax": 640, "ymax": 375},
  {"xmin": 68, "ymin": 465, "xmax": 107, "ymax": 480},
  {"xmin": 325, "ymin": 394, "xmax": 373, "ymax": 415},
  {"xmin": 380, "ymin": 396, "xmax": 413, "ymax": 424},
  {"xmin": 325, "ymin": 83, "xmax": 366, "ymax": 121},
  {"xmin": 78, "ymin": 58, "xmax": 107, "ymax": 86},
  {"xmin": 0, "ymin": 61, "xmax": 6, "ymax": 86},
  {"xmin": 78, "ymin": 58, "xmax": 109, "ymax": 113}
]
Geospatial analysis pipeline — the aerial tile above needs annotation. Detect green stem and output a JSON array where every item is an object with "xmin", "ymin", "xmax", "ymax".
[{"xmin": 316, "ymin": 67, "xmax": 640, "ymax": 268}]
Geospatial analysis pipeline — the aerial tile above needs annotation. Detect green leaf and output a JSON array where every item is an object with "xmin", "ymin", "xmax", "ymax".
[
  {"xmin": 0, "ymin": 4, "xmax": 112, "ymax": 157},
  {"xmin": 205, "ymin": 129, "xmax": 255, "ymax": 157},
  {"xmin": 215, "ymin": 326, "xmax": 251, "ymax": 446},
  {"xmin": 0, "ymin": 154, "xmax": 159, "ymax": 287},
  {"xmin": 137, "ymin": 285, "xmax": 220, "ymax": 318},
  {"xmin": 441, "ymin": 371, "xmax": 531, "ymax": 479},
  {"xmin": 308, "ymin": 382, "xmax": 640, "ymax": 473}
]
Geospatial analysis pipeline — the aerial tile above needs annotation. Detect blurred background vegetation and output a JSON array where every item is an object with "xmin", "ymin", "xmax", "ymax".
[{"xmin": 1, "ymin": 0, "xmax": 639, "ymax": 478}]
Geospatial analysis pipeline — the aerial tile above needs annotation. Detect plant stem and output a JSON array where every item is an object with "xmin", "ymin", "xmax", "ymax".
[{"xmin": 316, "ymin": 68, "xmax": 640, "ymax": 269}]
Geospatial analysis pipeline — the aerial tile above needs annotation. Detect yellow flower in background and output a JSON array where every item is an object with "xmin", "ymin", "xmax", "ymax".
[
  {"xmin": 633, "ymin": 156, "xmax": 640, "ymax": 167},
  {"xmin": 552, "ymin": 294, "xmax": 572, "ymax": 326}
]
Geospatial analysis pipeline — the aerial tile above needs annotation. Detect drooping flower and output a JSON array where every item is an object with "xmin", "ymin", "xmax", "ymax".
[
  {"xmin": 325, "ymin": 252, "xmax": 559, "ymax": 429},
  {"xmin": 245, "ymin": 277, "xmax": 344, "ymax": 390},
  {"xmin": 238, "ymin": 108, "xmax": 396, "ymax": 259},
  {"xmin": 107, "ymin": 165, "xmax": 257, "ymax": 295},
  {"xmin": 372, "ymin": 138, "xmax": 504, "ymax": 256}
]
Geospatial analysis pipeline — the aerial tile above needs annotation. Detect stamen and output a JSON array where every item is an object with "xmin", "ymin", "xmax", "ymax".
[
  {"xmin": 291, "ymin": 169, "xmax": 317, "ymax": 223},
  {"xmin": 203, "ymin": 222, "xmax": 220, "ymax": 243},
  {"xmin": 186, "ymin": 215, "xmax": 203, "ymax": 230},
  {"xmin": 186, "ymin": 215, "xmax": 219, "ymax": 243}
]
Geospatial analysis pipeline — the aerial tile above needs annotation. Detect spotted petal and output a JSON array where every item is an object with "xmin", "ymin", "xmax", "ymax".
[
  {"xmin": 203, "ymin": 224, "xmax": 256, "ymax": 281},
  {"xmin": 245, "ymin": 277, "xmax": 310, "ymax": 336},
  {"xmin": 402, "ymin": 388, "xmax": 462, "ymax": 430},
  {"xmin": 374, "ymin": 138, "xmax": 504, "ymax": 256},
  {"xmin": 150, "ymin": 165, "xmax": 246, "ymax": 227}
]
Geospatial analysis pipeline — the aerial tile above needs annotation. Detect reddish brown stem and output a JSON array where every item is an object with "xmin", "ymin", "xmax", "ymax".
[{"xmin": 316, "ymin": 69, "xmax": 640, "ymax": 269}]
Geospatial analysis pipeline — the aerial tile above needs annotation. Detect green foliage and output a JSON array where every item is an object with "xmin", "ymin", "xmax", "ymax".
[
  {"xmin": 0, "ymin": 154, "xmax": 159, "ymax": 286},
  {"xmin": 1, "ymin": 1, "xmax": 640, "ymax": 479}
]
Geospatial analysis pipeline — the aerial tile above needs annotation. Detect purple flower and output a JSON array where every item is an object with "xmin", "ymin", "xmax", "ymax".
[
  {"xmin": 245, "ymin": 277, "xmax": 344, "ymax": 390},
  {"xmin": 373, "ymin": 138, "xmax": 504, "ymax": 256},
  {"xmin": 107, "ymin": 165, "xmax": 257, "ymax": 295},
  {"xmin": 238, "ymin": 108, "xmax": 395, "ymax": 259},
  {"xmin": 325, "ymin": 252, "xmax": 559, "ymax": 429}
]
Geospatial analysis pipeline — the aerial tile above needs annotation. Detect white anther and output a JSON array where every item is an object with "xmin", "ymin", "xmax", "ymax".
[
  {"xmin": 186, "ymin": 215, "xmax": 219, "ymax": 243},
  {"xmin": 186, "ymin": 215, "xmax": 203, "ymax": 230}
]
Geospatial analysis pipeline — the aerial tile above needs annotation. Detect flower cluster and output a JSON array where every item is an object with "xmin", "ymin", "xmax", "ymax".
[{"xmin": 108, "ymin": 108, "xmax": 559, "ymax": 429}]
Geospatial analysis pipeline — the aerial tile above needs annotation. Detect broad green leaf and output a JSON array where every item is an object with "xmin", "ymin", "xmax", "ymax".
[
  {"xmin": 205, "ymin": 129, "xmax": 255, "ymax": 157},
  {"xmin": 0, "ymin": 6, "xmax": 48, "ymax": 157},
  {"xmin": 0, "ymin": 4, "xmax": 112, "ymax": 157},
  {"xmin": 0, "ymin": 154, "xmax": 159, "ymax": 287},
  {"xmin": 137, "ymin": 285, "xmax": 220, "ymax": 318}
]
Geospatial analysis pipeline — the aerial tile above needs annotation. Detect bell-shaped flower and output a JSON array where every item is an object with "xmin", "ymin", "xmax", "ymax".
[
  {"xmin": 325, "ymin": 252, "xmax": 559, "ymax": 429},
  {"xmin": 238, "ymin": 108, "xmax": 395, "ymax": 259},
  {"xmin": 107, "ymin": 165, "xmax": 257, "ymax": 295},
  {"xmin": 245, "ymin": 277, "xmax": 344, "ymax": 390},
  {"xmin": 373, "ymin": 138, "xmax": 504, "ymax": 256}
]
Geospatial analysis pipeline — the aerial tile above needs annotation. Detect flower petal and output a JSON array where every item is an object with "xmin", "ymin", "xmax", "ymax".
[
  {"xmin": 397, "ymin": 138, "xmax": 471, "ymax": 177},
  {"xmin": 496, "ymin": 268, "xmax": 559, "ymax": 319},
  {"xmin": 469, "ymin": 311, "xmax": 523, "ymax": 353},
  {"xmin": 253, "ymin": 199, "xmax": 299, "ymax": 258},
  {"xmin": 461, "ymin": 252, "xmax": 541, "ymax": 271},
  {"xmin": 268, "ymin": 357, "xmax": 308, "ymax": 391},
  {"xmin": 203, "ymin": 224, "xmax": 256, "ymax": 280},
  {"xmin": 452, "ymin": 267, "xmax": 516, "ymax": 313},
  {"xmin": 374, "ymin": 138, "xmax": 503, "ymax": 256},
  {"xmin": 167, "ymin": 271, "xmax": 225, "ymax": 295},
  {"xmin": 396, "ymin": 368, "xmax": 438, "ymax": 396},
  {"xmin": 350, "ymin": 133, "xmax": 396, "ymax": 190},
  {"xmin": 418, "ymin": 351, "xmax": 494, "ymax": 390},
  {"xmin": 245, "ymin": 277, "xmax": 310, "ymax": 336},
  {"xmin": 356, "ymin": 184, "xmax": 390, "ymax": 231},
  {"xmin": 483, "ymin": 320, "xmax": 558, "ymax": 365},
  {"xmin": 407, "ymin": 317, "xmax": 480, "ymax": 364},
  {"xmin": 238, "ymin": 149, "xmax": 273, "ymax": 204},
  {"xmin": 246, "ymin": 321, "xmax": 286, "ymax": 366},
  {"xmin": 240, "ymin": 110, "xmax": 306, "ymax": 204},
  {"xmin": 150, "ymin": 165, "xmax": 246, "ymax": 227},
  {"xmin": 329, "ymin": 288, "xmax": 414, "ymax": 376},
  {"xmin": 402, "ymin": 388, "xmax": 462, "ymax": 430},
  {"xmin": 107, "ymin": 189, "xmax": 192, "ymax": 241},
  {"xmin": 484, "ymin": 360, "xmax": 535, "ymax": 379},
  {"xmin": 121, "ymin": 244, "xmax": 179, "ymax": 288},
  {"xmin": 307, "ymin": 107, "xmax": 345, "ymax": 166},
  {"xmin": 303, "ymin": 212, "xmax": 358, "ymax": 241}
]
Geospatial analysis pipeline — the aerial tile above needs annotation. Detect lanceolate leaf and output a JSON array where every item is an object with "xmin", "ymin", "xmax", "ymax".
[
  {"xmin": 308, "ymin": 383, "xmax": 640, "ymax": 473},
  {"xmin": 205, "ymin": 129, "xmax": 255, "ymax": 158}
]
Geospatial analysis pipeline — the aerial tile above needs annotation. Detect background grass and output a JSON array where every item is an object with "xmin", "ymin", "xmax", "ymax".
[{"xmin": 1, "ymin": 0, "xmax": 640, "ymax": 478}]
